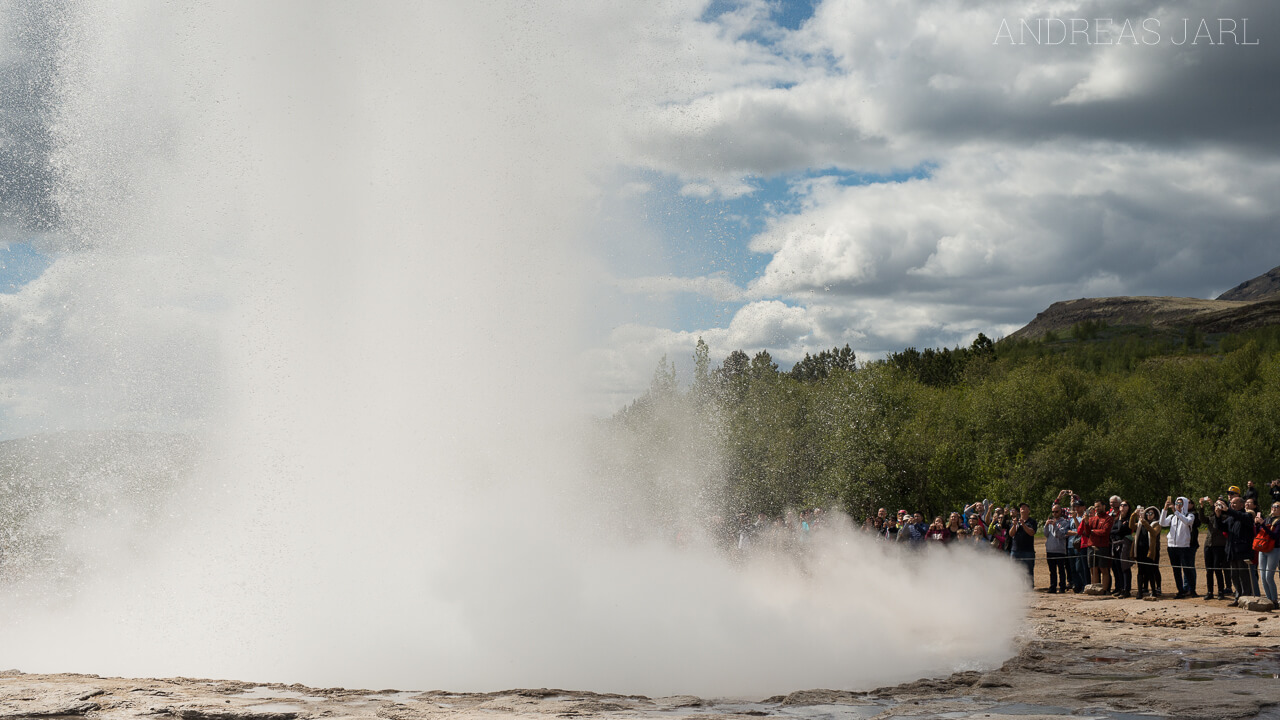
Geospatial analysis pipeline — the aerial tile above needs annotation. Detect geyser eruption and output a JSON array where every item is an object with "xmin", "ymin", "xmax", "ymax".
[{"xmin": 0, "ymin": 1, "xmax": 1026, "ymax": 696}]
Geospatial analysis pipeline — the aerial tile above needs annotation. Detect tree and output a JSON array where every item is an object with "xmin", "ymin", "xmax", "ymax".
[
  {"xmin": 971, "ymin": 332, "xmax": 994, "ymax": 356},
  {"xmin": 650, "ymin": 354, "xmax": 677, "ymax": 398},
  {"xmin": 714, "ymin": 349, "xmax": 751, "ymax": 404},
  {"xmin": 749, "ymin": 350, "xmax": 779, "ymax": 379},
  {"xmin": 693, "ymin": 337, "xmax": 710, "ymax": 390},
  {"xmin": 790, "ymin": 344, "xmax": 857, "ymax": 382}
]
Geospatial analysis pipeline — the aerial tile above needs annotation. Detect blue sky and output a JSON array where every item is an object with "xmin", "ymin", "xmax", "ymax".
[
  {"xmin": 0, "ymin": 243, "xmax": 51, "ymax": 293},
  {"xmin": 592, "ymin": 163, "xmax": 936, "ymax": 335}
]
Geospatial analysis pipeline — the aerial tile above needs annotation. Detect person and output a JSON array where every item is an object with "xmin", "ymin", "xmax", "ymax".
[
  {"xmin": 989, "ymin": 508, "xmax": 1011, "ymax": 552},
  {"xmin": 1130, "ymin": 506, "xmax": 1162, "ymax": 599},
  {"xmin": 945, "ymin": 512, "xmax": 964, "ymax": 540},
  {"xmin": 884, "ymin": 510, "xmax": 901, "ymax": 541},
  {"xmin": 1244, "ymin": 480, "xmax": 1259, "ymax": 505},
  {"xmin": 1188, "ymin": 497, "xmax": 1202, "ymax": 595},
  {"xmin": 1044, "ymin": 503, "xmax": 1072, "ymax": 593},
  {"xmin": 1258, "ymin": 500, "xmax": 1280, "ymax": 605},
  {"xmin": 812, "ymin": 507, "xmax": 827, "ymax": 531},
  {"xmin": 876, "ymin": 507, "xmax": 890, "ymax": 530},
  {"xmin": 1222, "ymin": 496, "xmax": 1256, "ymax": 605},
  {"xmin": 1245, "ymin": 498, "xmax": 1262, "ymax": 595},
  {"xmin": 1066, "ymin": 499, "xmax": 1087, "ymax": 593},
  {"xmin": 964, "ymin": 500, "xmax": 989, "ymax": 537},
  {"xmin": 968, "ymin": 520, "xmax": 989, "ymax": 546},
  {"xmin": 1080, "ymin": 500, "xmax": 1114, "ymax": 593},
  {"xmin": 926, "ymin": 516, "xmax": 952, "ymax": 543},
  {"xmin": 1009, "ymin": 503, "xmax": 1037, "ymax": 584},
  {"xmin": 1200, "ymin": 497, "xmax": 1230, "ymax": 600},
  {"xmin": 1160, "ymin": 496, "xmax": 1198, "ymax": 598},
  {"xmin": 1110, "ymin": 500, "xmax": 1134, "ymax": 598},
  {"xmin": 898, "ymin": 512, "xmax": 929, "ymax": 544},
  {"xmin": 967, "ymin": 509, "xmax": 987, "ymax": 538}
]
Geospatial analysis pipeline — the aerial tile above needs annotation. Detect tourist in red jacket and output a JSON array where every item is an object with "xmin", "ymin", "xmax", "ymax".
[{"xmin": 1080, "ymin": 499, "xmax": 1115, "ymax": 592}]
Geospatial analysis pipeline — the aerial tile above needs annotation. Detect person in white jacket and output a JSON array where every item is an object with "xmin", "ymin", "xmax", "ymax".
[{"xmin": 1161, "ymin": 496, "xmax": 1198, "ymax": 598}]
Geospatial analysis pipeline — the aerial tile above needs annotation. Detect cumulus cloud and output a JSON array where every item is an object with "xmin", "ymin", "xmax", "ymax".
[
  {"xmin": 590, "ymin": 0, "xmax": 1280, "ymax": 411},
  {"xmin": 748, "ymin": 143, "xmax": 1280, "ymax": 302},
  {"xmin": 632, "ymin": 0, "xmax": 1280, "ymax": 180}
]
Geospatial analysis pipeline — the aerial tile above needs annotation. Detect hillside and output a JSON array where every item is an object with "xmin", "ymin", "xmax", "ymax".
[
  {"xmin": 1010, "ymin": 265, "xmax": 1280, "ymax": 340},
  {"xmin": 1218, "ymin": 264, "xmax": 1280, "ymax": 301}
]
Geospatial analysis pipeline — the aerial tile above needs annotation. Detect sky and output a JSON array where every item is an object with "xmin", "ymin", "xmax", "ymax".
[
  {"xmin": 2, "ymin": 0, "xmax": 1280, "ymax": 420},
  {"xmin": 579, "ymin": 0, "xmax": 1280, "ymax": 412}
]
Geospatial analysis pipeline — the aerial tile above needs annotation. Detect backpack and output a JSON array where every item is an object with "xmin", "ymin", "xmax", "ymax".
[{"xmin": 1253, "ymin": 523, "xmax": 1276, "ymax": 553}]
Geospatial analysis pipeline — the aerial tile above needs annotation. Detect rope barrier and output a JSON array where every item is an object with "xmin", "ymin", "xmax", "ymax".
[{"xmin": 1055, "ymin": 552, "xmax": 1253, "ymax": 571}]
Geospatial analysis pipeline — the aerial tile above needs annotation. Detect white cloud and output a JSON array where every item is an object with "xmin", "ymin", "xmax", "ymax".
[
  {"xmin": 722, "ymin": 300, "xmax": 815, "ymax": 348},
  {"xmin": 748, "ymin": 142, "xmax": 1280, "ymax": 300},
  {"xmin": 678, "ymin": 178, "xmax": 757, "ymax": 199},
  {"xmin": 613, "ymin": 273, "xmax": 745, "ymax": 302},
  {"xmin": 625, "ymin": 0, "xmax": 1280, "ymax": 186},
  {"xmin": 617, "ymin": 181, "xmax": 653, "ymax": 197}
]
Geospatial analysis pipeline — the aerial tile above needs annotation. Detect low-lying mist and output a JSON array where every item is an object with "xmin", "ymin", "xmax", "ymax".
[{"xmin": 0, "ymin": 0, "xmax": 1027, "ymax": 698}]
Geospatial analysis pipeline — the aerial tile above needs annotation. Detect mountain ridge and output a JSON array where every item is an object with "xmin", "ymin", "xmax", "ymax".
[{"xmin": 1009, "ymin": 265, "xmax": 1280, "ymax": 340}]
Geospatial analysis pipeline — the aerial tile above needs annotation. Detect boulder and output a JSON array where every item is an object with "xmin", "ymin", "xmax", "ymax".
[{"xmin": 1083, "ymin": 584, "xmax": 1109, "ymax": 596}]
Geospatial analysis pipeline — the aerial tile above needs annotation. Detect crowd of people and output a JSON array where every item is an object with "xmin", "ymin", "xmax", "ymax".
[
  {"xmin": 847, "ymin": 479, "xmax": 1280, "ymax": 606},
  {"xmin": 722, "ymin": 480, "xmax": 1280, "ymax": 606}
]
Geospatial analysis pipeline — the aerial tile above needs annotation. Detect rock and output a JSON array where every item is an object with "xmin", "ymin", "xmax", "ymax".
[
  {"xmin": 778, "ymin": 690, "xmax": 867, "ymax": 706},
  {"xmin": 1142, "ymin": 595, "xmax": 1158, "ymax": 602},
  {"xmin": 653, "ymin": 697, "xmax": 704, "ymax": 709},
  {"xmin": 169, "ymin": 710, "xmax": 299, "ymax": 720},
  {"xmin": 1084, "ymin": 584, "xmax": 1109, "ymax": 596},
  {"xmin": 0, "ymin": 701, "xmax": 100, "ymax": 718},
  {"xmin": 1235, "ymin": 596, "xmax": 1276, "ymax": 612}
]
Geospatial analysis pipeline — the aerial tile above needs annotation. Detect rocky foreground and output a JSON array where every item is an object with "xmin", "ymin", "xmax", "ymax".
[{"xmin": 3, "ymin": 592, "xmax": 1278, "ymax": 720}]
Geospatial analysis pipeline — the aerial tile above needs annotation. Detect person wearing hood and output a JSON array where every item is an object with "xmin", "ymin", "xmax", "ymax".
[
  {"xmin": 1160, "ymin": 495, "xmax": 1198, "ymax": 598},
  {"xmin": 1130, "ymin": 505, "xmax": 1163, "ymax": 599}
]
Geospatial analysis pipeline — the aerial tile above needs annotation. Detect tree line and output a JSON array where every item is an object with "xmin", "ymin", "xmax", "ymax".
[{"xmin": 602, "ymin": 324, "xmax": 1280, "ymax": 524}]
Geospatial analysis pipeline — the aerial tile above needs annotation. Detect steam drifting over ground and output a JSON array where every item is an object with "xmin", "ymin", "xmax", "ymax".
[{"xmin": 0, "ymin": 1, "xmax": 1026, "ymax": 697}]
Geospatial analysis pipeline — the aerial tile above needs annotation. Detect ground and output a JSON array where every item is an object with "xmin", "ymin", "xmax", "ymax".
[{"xmin": 3, "ymin": 581, "xmax": 1277, "ymax": 720}]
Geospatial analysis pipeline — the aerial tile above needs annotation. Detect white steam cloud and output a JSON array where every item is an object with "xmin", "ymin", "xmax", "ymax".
[{"xmin": 0, "ymin": 0, "xmax": 1026, "ymax": 697}]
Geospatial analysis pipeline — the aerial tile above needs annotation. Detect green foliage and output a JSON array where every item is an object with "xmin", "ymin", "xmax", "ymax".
[
  {"xmin": 1072, "ymin": 319, "xmax": 1107, "ymax": 341},
  {"xmin": 607, "ymin": 325, "xmax": 1280, "ymax": 523},
  {"xmin": 790, "ymin": 344, "xmax": 856, "ymax": 382}
]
